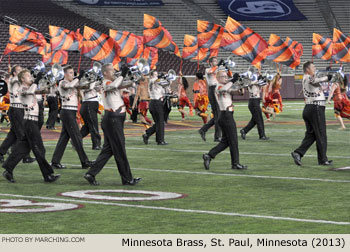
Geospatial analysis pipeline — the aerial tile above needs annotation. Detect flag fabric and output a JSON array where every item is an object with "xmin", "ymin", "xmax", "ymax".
[
  {"xmin": 182, "ymin": 34, "xmax": 218, "ymax": 63},
  {"xmin": 81, "ymin": 26, "xmax": 121, "ymax": 69},
  {"xmin": 312, "ymin": 33, "xmax": 333, "ymax": 61},
  {"xmin": 220, "ymin": 17, "xmax": 267, "ymax": 68},
  {"xmin": 332, "ymin": 28, "xmax": 350, "ymax": 62},
  {"xmin": 49, "ymin": 25, "xmax": 82, "ymax": 51},
  {"xmin": 4, "ymin": 25, "xmax": 47, "ymax": 55},
  {"xmin": 43, "ymin": 49, "xmax": 68, "ymax": 65},
  {"xmin": 142, "ymin": 47, "xmax": 158, "ymax": 69},
  {"xmin": 143, "ymin": 14, "xmax": 180, "ymax": 57},
  {"xmin": 264, "ymin": 34, "xmax": 303, "ymax": 69},
  {"xmin": 197, "ymin": 20, "xmax": 224, "ymax": 50},
  {"xmin": 109, "ymin": 29, "xmax": 144, "ymax": 59}
]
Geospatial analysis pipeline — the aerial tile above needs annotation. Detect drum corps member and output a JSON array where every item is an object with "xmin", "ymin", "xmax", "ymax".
[
  {"xmin": 132, "ymin": 75, "xmax": 152, "ymax": 128},
  {"xmin": 2, "ymin": 69, "xmax": 60, "ymax": 183},
  {"xmin": 262, "ymin": 74, "xmax": 283, "ymax": 121},
  {"xmin": 84, "ymin": 64, "xmax": 141, "ymax": 186},
  {"xmin": 203, "ymin": 68, "xmax": 247, "ymax": 170},
  {"xmin": 291, "ymin": 61, "xmax": 333, "ymax": 166},
  {"xmin": 45, "ymin": 83, "xmax": 58, "ymax": 130},
  {"xmin": 198, "ymin": 57, "xmax": 222, "ymax": 142},
  {"xmin": 193, "ymin": 72, "xmax": 209, "ymax": 124},
  {"xmin": 51, "ymin": 65, "xmax": 93, "ymax": 169},
  {"xmin": 177, "ymin": 73, "xmax": 193, "ymax": 120}
]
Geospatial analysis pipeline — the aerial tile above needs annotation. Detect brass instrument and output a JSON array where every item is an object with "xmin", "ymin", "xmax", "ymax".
[{"xmin": 38, "ymin": 63, "xmax": 64, "ymax": 91}]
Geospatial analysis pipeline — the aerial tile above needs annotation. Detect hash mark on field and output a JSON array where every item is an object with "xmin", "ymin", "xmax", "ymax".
[{"xmin": 0, "ymin": 193, "xmax": 349, "ymax": 226}]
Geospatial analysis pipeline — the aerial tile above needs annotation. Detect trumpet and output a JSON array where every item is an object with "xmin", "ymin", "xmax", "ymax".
[
  {"xmin": 115, "ymin": 58, "xmax": 150, "ymax": 82},
  {"xmin": 32, "ymin": 60, "xmax": 46, "ymax": 77},
  {"xmin": 38, "ymin": 63, "xmax": 64, "ymax": 90},
  {"xmin": 79, "ymin": 61, "xmax": 103, "ymax": 88},
  {"xmin": 157, "ymin": 69, "xmax": 177, "ymax": 82},
  {"xmin": 219, "ymin": 55, "xmax": 236, "ymax": 70}
]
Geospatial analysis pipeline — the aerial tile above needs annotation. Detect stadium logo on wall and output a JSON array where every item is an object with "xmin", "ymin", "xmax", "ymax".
[
  {"xmin": 59, "ymin": 189, "xmax": 187, "ymax": 201},
  {"xmin": 218, "ymin": 0, "xmax": 307, "ymax": 21}
]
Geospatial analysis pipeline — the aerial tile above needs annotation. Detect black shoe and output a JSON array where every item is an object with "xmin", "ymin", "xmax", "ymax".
[
  {"xmin": 44, "ymin": 174, "xmax": 60, "ymax": 183},
  {"xmin": 259, "ymin": 136, "xmax": 269, "ymax": 140},
  {"xmin": 319, "ymin": 160, "xmax": 333, "ymax": 166},
  {"xmin": 203, "ymin": 154, "xmax": 211, "ymax": 170},
  {"xmin": 84, "ymin": 173, "xmax": 99, "ymax": 185},
  {"xmin": 3, "ymin": 170, "xmax": 15, "ymax": 183},
  {"xmin": 157, "ymin": 141, "xmax": 168, "ymax": 145},
  {"xmin": 232, "ymin": 163, "xmax": 248, "ymax": 170},
  {"xmin": 122, "ymin": 177, "xmax": 142, "ymax": 185},
  {"xmin": 51, "ymin": 163, "xmax": 66, "ymax": 169},
  {"xmin": 291, "ymin": 152, "xmax": 302, "ymax": 166},
  {"xmin": 82, "ymin": 161, "xmax": 94, "ymax": 169},
  {"xmin": 198, "ymin": 130, "xmax": 206, "ymax": 141},
  {"xmin": 92, "ymin": 146, "xmax": 102, "ymax": 150},
  {"xmin": 240, "ymin": 129, "xmax": 246, "ymax": 140},
  {"xmin": 22, "ymin": 157, "xmax": 36, "ymax": 163},
  {"xmin": 0, "ymin": 154, "xmax": 4, "ymax": 163},
  {"xmin": 214, "ymin": 138, "xmax": 221, "ymax": 142},
  {"xmin": 142, "ymin": 134, "xmax": 149, "ymax": 145}
]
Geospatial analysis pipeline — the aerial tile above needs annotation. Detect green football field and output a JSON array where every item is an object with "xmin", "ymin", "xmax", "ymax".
[{"xmin": 0, "ymin": 100, "xmax": 349, "ymax": 234}]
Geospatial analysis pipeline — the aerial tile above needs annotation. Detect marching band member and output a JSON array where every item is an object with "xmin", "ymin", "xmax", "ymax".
[
  {"xmin": 0, "ymin": 65, "xmax": 35, "ymax": 164},
  {"xmin": 132, "ymin": 75, "xmax": 152, "ymax": 128},
  {"xmin": 80, "ymin": 80, "xmax": 102, "ymax": 150},
  {"xmin": 36, "ymin": 93, "xmax": 44, "ymax": 130},
  {"xmin": 291, "ymin": 61, "xmax": 333, "ymax": 166},
  {"xmin": 327, "ymin": 75, "xmax": 350, "ymax": 130},
  {"xmin": 262, "ymin": 74, "xmax": 283, "ymax": 121},
  {"xmin": 45, "ymin": 83, "xmax": 58, "ymax": 130},
  {"xmin": 51, "ymin": 65, "xmax": 93, "ymax": 169},
  {"xmin": 177, "ymin": 73, "xmax": 193, "ymax": 120},
  {"xmin": 142, "ymin": 71, "xmax": 171, "ymax": 145},
  {"xmin": 240, "ymin": 76, "xmax": 269, "ymax": 140},
  {"xmin": 2, "ymin": 69, "xmax": 60, "ymax": 183},
  {"xmin": 84, "ymin": 64, "xmax": 141, "ymax": 186},
  {"xmin": 193, "ymin": 72, "xmax": 209, "ymax": 124},
  {"xmin": 198, "ymin": 57, "xmax": 221, "ymax": 142},
  {"xmin": 202, "ymin": 68, "xmax": 247, "ymax": 170}
]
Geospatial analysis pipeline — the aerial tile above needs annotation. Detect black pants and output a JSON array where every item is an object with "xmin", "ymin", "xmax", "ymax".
[
  {"xmin": 3, "ymin": 119, "xmax": 54, "ymax": 179},
  {"xmin": 163, "ymin": 97, "xmax": 172, "ymax": 123},
  {"xmin": 46, "ymin": 96, "xmax": 58, "ymax": 128},
  {"xmin": 146, "ymin": 100, "xmax": 165, "ymax": 143},
  {"xmin": 51, "ymin": 109, "xmax": 89, "ymax": 165},
  {"xmin": 242, "ymin": 98, "xmax": 266, "ymax": 138},
  {"xmin": 200, "ymin": 85, "xmax": 221, "ymax": 140},
  {"xmin": 209, "ymin": 111, "xmax": 240, "ymax": 166},
  {"xmin": 80, "ymin": 101, "xmax": 101, "ymax": 148},
  {"xmin": 129, "ymin": 95, "xmax": 138, "ymax": 123},
  {"xmin": 38, "ymin": 99, "xmax": 44, "ymax": 130},
  {"xmin": 294, "ymin": 104, "xmax": 328, "ymax": 163},
  {"xmin": 87, "ymin": 111, "xmax": 133, "ymax": 183}
]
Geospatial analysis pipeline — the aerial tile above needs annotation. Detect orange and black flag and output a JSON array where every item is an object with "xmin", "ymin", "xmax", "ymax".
[
  {"xmin": 312, "ymin": 33, "xmax": 333, "ymax": 61},
  {"xmin": 264, "ymin": 34, "xmax": 303, "ymax": 69},
  {"xmin": 220, "ymin": 17, "xmax": 267, "ymax": 68},
  {"xmin": 332, "ymin": 28, "xmax": 350, "ymax": 62},
  {"xmin": 81, "ymin": 26, "xmax": 121, "ymax": 69},
  {"xmin": 126, "ymin": 47, "xmax": 158, "ymax": 70},
  {"xmin": 43, "ymin": 48, "xmax": 68, "ymax": 65},
  {"xmin": 109, "ymin": 29, "xmax": 144, "ymax": 59},
  {"xmin": 143, "ymin": 14, "xmax": 180, "ymax": 57},
  {"xmin": 49, "ymin": 25, "xmax": 82, "ymax": 51},
  {"xmin": 182, "ymin": 34, "xmax": 198, "ymax": 60},
  {"xmin": 4, "ymin": 25, "xmax": 47, "ymax": 55},
  {"xmin": 197, "ymin": 20, "xmax": 224, "ymax": 51}
]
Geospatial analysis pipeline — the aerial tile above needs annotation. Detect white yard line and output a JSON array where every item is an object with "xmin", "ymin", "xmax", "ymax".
[{"xmin": 0, "ymin": 193, "xmax": 349, "ymax": 226}]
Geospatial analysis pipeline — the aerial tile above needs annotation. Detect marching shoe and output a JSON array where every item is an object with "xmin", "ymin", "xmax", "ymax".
[
  {"xmin": 44, "ymin": 174, "xmax": 60, "ymax": 183},
  {"xmin": 142, "ymin": 134, "xmax": 149, "ymax": 145},
  {"xmin": 232, "ymin": 163, "xmax": 248, "ymax": 170},
  {"xmin": 157, "ymin": 141, "xmax": 168, "ymax": 145},
  {"xmin": 122, "ymin": 177, "xmax": 142, "ymax": 185},
  {"xmin": 319, "ymin": 160, "xmax": 333, "ymax": 166},
  {"xmin": 203, "ymin": 154, "xmax": 211, "ymax": 170},
  {"xmin": 3, "ymin": 170, "xmax": 15, "ymax": 183},
  {"xmin": 82, "ymin": 161, "xmax": 94, "ymax": 169},
  {"xmin": 259, "ymin": 136, "xmax": 270, "ymax": 140},
  {"xmin": 0, "ymin": 154, "xmax": 4, "ymax": 163},
  {"xmin": 240, "ymin": 129, "xmax": 246, "ymax": 140},
  {"xmin": 291, "ymin": 152, "xmax": 302, "ymax": 166},
  {"xmin": 214, "ymin": 138, "xmax": 221, "ymax": 142},
  {"xmin": 51, "ymin": 163, "xmax": 66, "ymax": 169},
  {"xmin": 22, "ymin": 157, "xmax": 36, "ymax": 163},
  {"xmin": 84, "ymin": 173, "xmax": 99, "ymax": 186},
  {"xmin": 92, "ymin": 146, "xmax": 102, "ymax": 150},
  {"xmin": 198, "ymin": 130, "xmax": 206, "ymax": 141}
]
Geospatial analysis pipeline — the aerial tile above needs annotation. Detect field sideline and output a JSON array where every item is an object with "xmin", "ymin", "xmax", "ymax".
[{"xmin": 0, "ymin": 100, "xmax": 349, "ymax": 234}]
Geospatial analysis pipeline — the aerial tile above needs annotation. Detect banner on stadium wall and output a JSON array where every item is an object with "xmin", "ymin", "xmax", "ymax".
[
  {"xmin": 217, "ymin": 0, "xmax": 307, "ymax": 21},
  {"xmin": 76, "ymin": 0, "xmax": 163, "ymax": 6}
]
